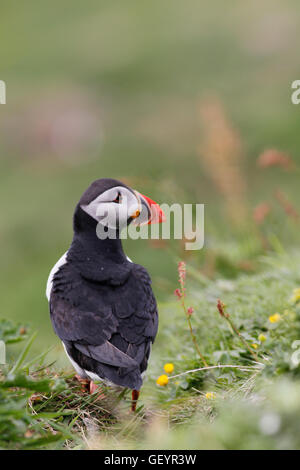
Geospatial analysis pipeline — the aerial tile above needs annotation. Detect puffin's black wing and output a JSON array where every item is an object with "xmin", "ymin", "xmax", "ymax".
[{"xmin": 50, "ymin": 261, "xmax": 158, "ymax": 389}]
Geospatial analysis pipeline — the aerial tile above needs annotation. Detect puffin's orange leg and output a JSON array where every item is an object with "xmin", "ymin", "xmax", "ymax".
[
  {"xmin": 131, "ymin": 390, "xmax": 140, "ymax": 412},
  {"xmin": 89, "ymin": 380, "xmax": 100, "ymax": 394},
  {"xmin": 89, "ymin": 381, "xmax": 106, "ymax": 400},
  {"xmin": 75, "ymin": 374, "xmax": 90, "ymax": 393},
  {"xmin": 74, "ymin": 375, "xmax": 105, "ymax": 399}
]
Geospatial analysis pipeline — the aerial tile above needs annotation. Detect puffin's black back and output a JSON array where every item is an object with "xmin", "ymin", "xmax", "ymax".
[{"xmin": 49, "ymin": 179, "xmax": 158, "ymax": 390}]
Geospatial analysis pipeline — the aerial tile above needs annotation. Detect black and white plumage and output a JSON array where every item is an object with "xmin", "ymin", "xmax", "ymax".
[{"xmin": 46, "ymin": 178, "xmax": 164, "ymax": 394}]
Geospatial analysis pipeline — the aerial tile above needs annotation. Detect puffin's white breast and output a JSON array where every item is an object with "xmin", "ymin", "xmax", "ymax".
[{"xmin": 46, "ymin": 251, "xmax": 68, "ymax": 301}]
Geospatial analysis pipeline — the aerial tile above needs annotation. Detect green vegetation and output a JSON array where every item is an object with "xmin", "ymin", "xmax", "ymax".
[
  {"xmin": 1, "ymin": 0, "xmax": 300, "ymax": 450},
  {"xmin": 2, "ymin": 247, "xmax": 300, "ymax": 449}
]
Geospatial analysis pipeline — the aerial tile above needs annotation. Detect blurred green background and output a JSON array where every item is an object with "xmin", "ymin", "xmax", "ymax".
[{"xmin": 1, "ymin": 0, "xmax": 300, "ymax": 347}]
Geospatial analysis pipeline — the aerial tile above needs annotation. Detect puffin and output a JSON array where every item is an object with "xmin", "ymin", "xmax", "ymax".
[{"xmin": 46, "ymin": 178, "xmax": 165, "ymax": 411}]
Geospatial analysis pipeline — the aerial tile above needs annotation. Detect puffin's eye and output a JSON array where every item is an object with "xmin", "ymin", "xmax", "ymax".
[{"xmin": 113, "ymin": 192, "xmax": 122, "ymax": 204}]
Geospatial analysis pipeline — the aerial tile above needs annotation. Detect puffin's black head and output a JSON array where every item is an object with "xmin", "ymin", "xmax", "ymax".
[{"xmin": 74, "ymin": 178, "xmax": 165, "ymax": 234}]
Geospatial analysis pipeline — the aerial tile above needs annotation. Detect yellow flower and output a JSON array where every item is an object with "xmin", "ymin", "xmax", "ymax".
[
  {"xmin": 258, "ymin": 334, "xmax": 267, "ymax": 342},
  {"xmin": 164, "ymin": 363, "xmax": 174, "ymax": 374},
  {"xmin": 291, "ymin": 288, "xmax": 300, "ymax": 304},
  {"xmin": 269, "ymin": 313, "xmax": 281, "ymax": 324},
  {"xmin": 205, "ymin": 392, "xmax": 216, "ymax": 400},
  {"xmin": 251, "ymin": 343, "xmax": 258, "ymax": 349},
  {"xmin": 156, "ymin": 375, "xmax": 169, "ymax": 386}
]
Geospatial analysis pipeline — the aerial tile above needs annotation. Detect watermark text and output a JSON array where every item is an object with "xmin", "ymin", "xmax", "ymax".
[
  {"xmin": 0, "ymin": 80, "xmax": 6, "ymax": 104},
  {"xmin": 0, "ymin": 340, "xmax": 6, "ymax": 364},
  {"xmin": 291, "ymin": 80, "xmax": 300, "ymax": 105}
]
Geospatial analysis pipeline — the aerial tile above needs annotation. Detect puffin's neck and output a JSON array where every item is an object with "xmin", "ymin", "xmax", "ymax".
[
  {"xmin": 69, "ymin": 205, "xmax": 127, "ymax": 265},
  {"xmin": 70, "ymin": 230, "xmax": 126, "ymax": 263}
]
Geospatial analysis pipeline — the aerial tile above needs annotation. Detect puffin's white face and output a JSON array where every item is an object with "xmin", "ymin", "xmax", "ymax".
[{"xmin": 80, "ymin": 186, "xmax": 142, "ymax": 230}]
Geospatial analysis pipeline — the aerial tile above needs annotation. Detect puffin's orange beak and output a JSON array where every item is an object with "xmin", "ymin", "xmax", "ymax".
[{"xmin": 138, "ymin": 193, "xmax": 166, "ymax": 224}]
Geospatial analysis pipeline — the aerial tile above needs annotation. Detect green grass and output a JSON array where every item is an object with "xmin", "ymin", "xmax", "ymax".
[
  {"xmin": 2, "ymin": 0, "xmax": 300, "ymax": 450},
  {"xmin": 2, "ymin": 246, "xmax": 300, "ymax": 449}
]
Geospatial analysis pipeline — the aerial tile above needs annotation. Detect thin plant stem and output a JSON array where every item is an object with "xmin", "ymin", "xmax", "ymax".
[
  {"xmin": 175, "ymin": 261, "xmax": 208, "ymax": 367},
  {"xmin": 217, "ymin": 300, "xmax": 261, "ymax": 363},
  {"xmin": 180, "ymin": 296, "xmax": 209, "ymax": 367},
  {"xmin": 169, "ymin": 363, "xmax": 263, "ymax": 380}
]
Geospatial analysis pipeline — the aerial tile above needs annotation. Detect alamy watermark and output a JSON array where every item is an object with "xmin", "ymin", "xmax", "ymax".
[
  {"xmin": 291, "ymin": 80, "xmax": 300, "ymax": 105},
  {"xmin": 0, "ymin": 340, "xmax": 6, "ymax": 364},
  {"xmin": 0, "ymin": 80, "xmax": 6, "ymax": 104},
  {"xmin": 96, "ymin": 203, "xmax": 205, "ymax": 250}
]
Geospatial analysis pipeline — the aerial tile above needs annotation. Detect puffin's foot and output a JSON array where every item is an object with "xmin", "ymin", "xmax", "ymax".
[
  {"xmin": 131, "ymin": 389, "xmax": 140, "ymax": 412},
  {"xmin": 89, "ymin": 380, "xmax": 106, "ymax": 400},
  {"xmin": 74, "ymin": 375, "xmax": 105, "ymax": 399},
  {"xmin": 74, "ymin": 374, "xmax": 90, "ymax": 393}
]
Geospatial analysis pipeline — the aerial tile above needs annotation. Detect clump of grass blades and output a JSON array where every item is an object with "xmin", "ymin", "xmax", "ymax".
[{"xmin": 0, "ymin": 321, "xmax": 131, "ymax": 449}]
